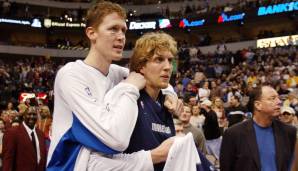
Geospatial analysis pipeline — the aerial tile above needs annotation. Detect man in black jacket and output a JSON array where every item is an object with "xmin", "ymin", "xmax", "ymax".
[
  {"xmin": 200, "ymin": 99, "xmax": 221, "ymax": 160},
  {"xmin": 220, "ymin": 85, "xmax": 296, "ymax": 171}
]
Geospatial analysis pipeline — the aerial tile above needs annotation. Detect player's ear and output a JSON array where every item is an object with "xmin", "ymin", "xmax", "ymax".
[
  {"xmin": 139, "ymin": 67, "xmax": 145, "ymax": 75},
  {"xmin": 85, "ymin": 27, "xmax": 97, "ymax": 41}
]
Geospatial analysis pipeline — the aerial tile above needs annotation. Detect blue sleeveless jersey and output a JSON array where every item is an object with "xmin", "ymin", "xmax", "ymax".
[
  {"xmin": 125, "ymin": 90, "xmax": 214, "ymax": 171},
  {"xmin": 125, "ymin": 90, "xmax": 175, "ymax": 171}
]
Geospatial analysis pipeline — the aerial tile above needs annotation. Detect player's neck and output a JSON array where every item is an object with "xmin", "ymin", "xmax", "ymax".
[
  {"xmin": 145, "ymin": 86, "xmax": 160, "ymax": 101},
  {"xmin": 84, "ymin": 49, "xmax": 111, "ymax": 76}
]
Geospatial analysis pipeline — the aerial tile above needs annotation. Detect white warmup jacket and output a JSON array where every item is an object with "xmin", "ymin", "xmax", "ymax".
[{"xmin": 47, "ymin": 60, "xmax": 153, "ymax": 171}]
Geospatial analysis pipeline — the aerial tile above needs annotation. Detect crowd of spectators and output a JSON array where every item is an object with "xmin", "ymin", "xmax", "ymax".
[
  {"xmin": 1, "ymin": 0, "xmax": 294, "ymax": 21},
  {"xmin": 172, "ymin": 44, "xmax": 298, "ymax": 165},
  {"xmin": 176, "ymin": 45, "xmax": 298, "ymax": 122},
  {"xmin": 0, "ymin": 44, "xmax": 297, "ymax": 168},
  {"xmin": 1, "ymin": 0, "xmax": 296, "ymax": 51},
  {"xmin": 177, "ymin": 0, "xmax": 293, "ymax": 17}
]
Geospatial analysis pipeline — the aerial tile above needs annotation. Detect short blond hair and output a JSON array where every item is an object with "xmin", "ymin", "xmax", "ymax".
[
  {"xmin": 129, "ymin": 32, "xmax": 177, "ymax": 73},
  {"xmin": 86, "ymin": 1, "xmax": 126, "ymax": 28},
  {"xmin": 40, "ymin": 105, "xmax": 51, "ymax": 116},
  {"xmin": 18, "ymin": 103, "xmax": 28, "ymax": 114}
]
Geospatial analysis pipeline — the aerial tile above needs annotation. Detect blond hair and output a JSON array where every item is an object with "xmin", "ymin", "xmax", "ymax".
[
  {"xmin": 40, "ymin": 105, "xmax": 51, "ymax": 117},
  {"xmin": 86, "ymin": 1, "xmax": 126, "ymax": 28},
  {"xmin": 129, "ymin": 32, "xmax": 177, "ymax": 72},
  {"xmin": 18, "ymin": 103, "xmax": 28, "ymax": 114}
]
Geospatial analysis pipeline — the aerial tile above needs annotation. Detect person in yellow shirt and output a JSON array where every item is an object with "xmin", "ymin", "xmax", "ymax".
[
  {"xmin": 286, "ymin": 71, "xmax": 298, "ymax": 88},
  {"xmin": 246, "ymin": 71, "xmax": 257, "ymax": 86}
]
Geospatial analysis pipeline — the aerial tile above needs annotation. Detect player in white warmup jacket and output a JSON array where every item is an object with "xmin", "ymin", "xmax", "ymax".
[{"xmin": 47, "ymin": 2, "xmax": 181, "ymax": 171}]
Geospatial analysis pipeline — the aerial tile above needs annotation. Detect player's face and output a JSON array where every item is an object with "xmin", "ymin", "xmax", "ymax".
[
  {"xmin": 92, "ymin": 12, "xmax": 127, "ymax": 62},
  {"xmin": 141, "ymin": 50, "xmax": 174, "ymax": 90}
]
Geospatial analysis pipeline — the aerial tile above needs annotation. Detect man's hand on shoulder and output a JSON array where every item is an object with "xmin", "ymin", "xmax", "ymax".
[
  {"xmin": 164, "ymin": 95, "xmax": 183, "ymax": 117},
  {"xmin": 123, "ymin": 72, "xmax": 146, "ymax": 90}
]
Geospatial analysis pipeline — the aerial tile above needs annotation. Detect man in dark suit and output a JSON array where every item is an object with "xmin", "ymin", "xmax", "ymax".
[
  {"xmin": 2, "ymin": 106, "xmax": 47, "ymax": 171},
  {"xmin": 220, "ymin": 85, "xmax": 296, "ymax": 171}
]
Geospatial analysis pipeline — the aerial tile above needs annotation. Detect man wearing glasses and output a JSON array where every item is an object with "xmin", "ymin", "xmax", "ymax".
[{"xmin": 220, "ymin": 85, "xmax": 296, "ymax": 171}]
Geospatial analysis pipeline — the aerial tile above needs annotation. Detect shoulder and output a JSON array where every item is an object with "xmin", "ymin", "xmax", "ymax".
[
  {"xmin": 4, "ymin": 125, "xmax": 23, "ymax": 140},
  {"xmin": 55, "ymin": 61, "xmax": 81, "ymax": 83},
  {"xmin": 5, "ymin": 126, "xmax": 20, "ymax": 134},
  {"xmin": 190, "ymin": 125, "xmax": 204, "ymax": 135},
  {"xmin": 110, "ymin": 64, "xmax": 128, "ymax": 71},
  {"xmin": 108, "ymin": 64, "xmax": 128, "ymax": 83},
  {"xmin": 109, "ymin": 64, "xmax": 129, "ymax": 77},
  {"xmin": 224, "ymin": 119, "xmax": 251, "ymax": 136},
  {"xmin": 56, "ymin": 61, "xmax": 77, "ymax": 75},
  {"xmin": 274, "ymin": 119, "xmax": 297, "ymax": 134},
  {"xmin": 55, "ymin": 61, "xmax": 94, "ymax": 89}
]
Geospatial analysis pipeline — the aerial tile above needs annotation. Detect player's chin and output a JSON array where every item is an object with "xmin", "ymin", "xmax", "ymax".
[
  {"xmin": 112, "ymin": 55, "xmax": 122, "ymax": 61},
  {"xmin": 159, "ymin": 83, "xmax": 168, "ymax": 89}
]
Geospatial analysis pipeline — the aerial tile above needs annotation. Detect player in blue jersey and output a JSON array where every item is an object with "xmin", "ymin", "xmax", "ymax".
[
  {"xmin": 47, "ymin": 1, "xmax": 182, "ymax": 171},
  {"xmin": 124, "ymin": 32, "xmax": 213, "ymax": 171},
  {"xmin": 125, "ymin": 32, "xmax": 177, "ymax": 170}
]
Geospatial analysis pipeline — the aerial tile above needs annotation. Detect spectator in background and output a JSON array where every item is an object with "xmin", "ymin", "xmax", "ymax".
[
  {"xmin": 212, "ymin": 97, "xmax": 227, "ymax": 134},
  {"xmin": 220, "ymin": 85, "xmax": 296, "ymax": 171},
  {"xmin": 174, "ymin": 121, "xmax": 184, "ymax": 136},
  {"xmin": 246, "ymin": 71, "xmax": 257, "ymax": 86},
  {"xmin": 286, "ymin": 71, "xmax": 298, "ymax": 88},
  {"xmin": 200, "ymin": 99, "xmax": 221, "ymax": 161},
  {"xmin": 198, "ymin": 81, "xmax": 210, "ymax": 102},
  {"xmin": 0, "ymin": 118, "xmax": 5, "ymax": 170},
  {"xmin": 227, "ymin": 84, "xmax": 242, "ymax": 103},
  {"xmin": 11, "ymin": 116, "xmax": 21, "ymax": 127},
  {"xmin": 37, "ymin": 105, "xmax": 52, "ymax": 138},
  {"xmin": 188, "ymin": 95, "xmax": 198, "ymax": 107},
  {"xmin": 174, "ymin": 81, "xmax": 184, "ymax": 97},
  {"xmin": 2, "ymin": 0, "xmax": 11, "ymax": 16},
  {"xmin": 210, "ymin": 80, "xmax": 221, "ymax": 99},
  {"xmin": 17, "ymin": 102, "xmax": 28, "ymax": 115},
  {"xmin": 284, "ymin": 93, "xmax": 298, "ymax": 115},
  {"xmin": 278, "ymin": 81, "xmax": 291, "ymax": 96},
  {"xmin": 279, "ymin": 106, "xmax": 298, "ymax": 130},
  {"xmin": 1, "ymin": 101, "xmax": 17, "ymax": 126},
  {"xmin": 184, "ymin": 82, "xmax": 197, "ymax": 97},
  {"xmin": 193, "ymin": 72, "xmax": 206, "ymax": 86},
  {"xmin": 2, "ymin": 106, "xmax": 47, "ymax": 171},
  {"xmin": 179, "ymin": 105, "xmax": 207, "ymax": 154},
  {"xmin": 190, "ymin": 104, "xmax": 205, "ymax": 128},
  {"xmin": 225, "ymin": 95, "xmax": 247, "ymax": 127}
]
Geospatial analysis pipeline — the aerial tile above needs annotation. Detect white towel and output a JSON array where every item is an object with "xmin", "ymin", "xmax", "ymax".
[{"xmin": 164, "ymin": 133, "xmax": 201, "ymax": 171}]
